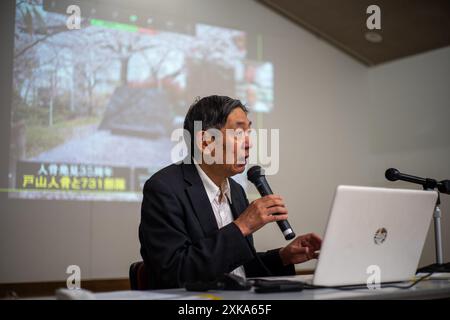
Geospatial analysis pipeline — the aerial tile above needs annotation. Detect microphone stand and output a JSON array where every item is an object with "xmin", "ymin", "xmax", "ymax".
[
  {"xmin": 417, "ymin": 190, "xmax": 450, "ymax": 273},
  {"xmin": 386, "ymin": 169, "xmax": 450, "ymax": 273}
]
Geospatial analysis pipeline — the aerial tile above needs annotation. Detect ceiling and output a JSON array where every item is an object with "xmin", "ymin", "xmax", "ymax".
[{"xmin": 257, "ymin": 0, "xmax": 450, "ymax": 66}]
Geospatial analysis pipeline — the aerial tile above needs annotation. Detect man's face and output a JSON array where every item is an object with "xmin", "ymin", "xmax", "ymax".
[{"xmin": 218, "ymin": 107, "xmax": 252, "ymax": 177}]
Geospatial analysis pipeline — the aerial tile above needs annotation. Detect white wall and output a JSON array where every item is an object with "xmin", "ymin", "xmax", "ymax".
[
  {"xmin": 1, "ymin": 0, "xmax": 449, "ymax": 282},
  {"xmin": 254, "ymin": 43, "xmax": 450, "ymax": 271},
  {"xmin": 365, "ymin": 47, "xmax": 450, "ymax": 269}
]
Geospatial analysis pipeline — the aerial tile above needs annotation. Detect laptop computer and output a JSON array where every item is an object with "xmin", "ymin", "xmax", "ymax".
[{"xmin": 309, "ymin": 185, "xmax": 438, "ymax": 287}]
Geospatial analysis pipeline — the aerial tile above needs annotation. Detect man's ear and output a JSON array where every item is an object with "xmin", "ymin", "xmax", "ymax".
[{"xmin": 195, "ymin": 131, "xmax": 214, "ymax": 155}]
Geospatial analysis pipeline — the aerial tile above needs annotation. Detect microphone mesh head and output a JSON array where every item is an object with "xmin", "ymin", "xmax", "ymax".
[
  {"xmin": 247, "ymin": 165, "xmax": 263, "ymax": 183},
  {"xmin": 385, "ymin": 168, "xmax": 399, "ymax": 181}
]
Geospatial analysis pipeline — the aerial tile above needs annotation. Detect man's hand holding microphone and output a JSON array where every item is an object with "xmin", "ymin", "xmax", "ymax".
[{"xmin": 233, "ymin": 165, "xmax": 322, "ymax": 266}]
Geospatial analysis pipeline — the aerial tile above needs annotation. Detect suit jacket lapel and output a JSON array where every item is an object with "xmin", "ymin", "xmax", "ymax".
[
  {"xmin": 228, "ymin": 181, "xmax": 256, "ymax": 247},
  {"xmin": 182, "ymin": 162, "xmax": 219, "ymax": 236},
  {"xmin": 229, "ymin": 182, "xmax": 244, "ymax": 220}
]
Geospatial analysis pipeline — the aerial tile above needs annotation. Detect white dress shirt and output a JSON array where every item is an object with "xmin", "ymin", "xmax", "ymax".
[{"xmin": 194, "ymin": 162, "xmax": 246, "ymax": 279}]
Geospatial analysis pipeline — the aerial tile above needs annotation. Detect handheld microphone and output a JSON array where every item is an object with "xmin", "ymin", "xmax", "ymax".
[
  {"xmin": 247, "ymin": 166, "xmax": 296, "ymax": 240},
  {"xmin": 385, "ymin": 168, "xmax": 450, "ymax": 195}
]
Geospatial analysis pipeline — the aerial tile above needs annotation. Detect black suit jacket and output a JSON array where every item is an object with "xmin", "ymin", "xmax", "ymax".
[{"xmin": 139, "ymin": 161, "xmax": 295, "ymax": 289}]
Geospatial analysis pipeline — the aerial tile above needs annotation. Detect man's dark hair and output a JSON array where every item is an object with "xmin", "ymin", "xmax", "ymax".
[{"xmin": 183, "ymin": 95, "xmax": 248, "ymax": 161}]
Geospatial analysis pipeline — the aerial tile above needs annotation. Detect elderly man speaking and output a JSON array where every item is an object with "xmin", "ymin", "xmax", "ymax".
[{"xmin": 139, "ymin": 95, "xmax": 321, "ymax": 289}]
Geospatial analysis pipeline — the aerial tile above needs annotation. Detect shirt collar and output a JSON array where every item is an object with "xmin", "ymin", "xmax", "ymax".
[{"xmin": 193, "ymin": 160, "xmax": 232, "ymax": 204}]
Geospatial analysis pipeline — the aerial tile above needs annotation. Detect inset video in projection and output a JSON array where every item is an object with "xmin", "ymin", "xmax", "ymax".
[{"xmin": 9, "ymin": 0, "xmax": 274, "ymax": 201}]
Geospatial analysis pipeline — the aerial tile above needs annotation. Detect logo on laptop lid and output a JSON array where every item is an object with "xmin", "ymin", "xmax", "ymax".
[{"xmin": 374, "ymin": 227, "xmax": 387, "ymax": 245}]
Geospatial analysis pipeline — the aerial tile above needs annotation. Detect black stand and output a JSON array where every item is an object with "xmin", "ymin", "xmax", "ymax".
[
  {"xmin": 417, "ymin": 192, "xmax": 450, "ymax": 273},
  {"xmin": 417, "ymin": 262, "xmax": 450, "ymax": 273}
]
